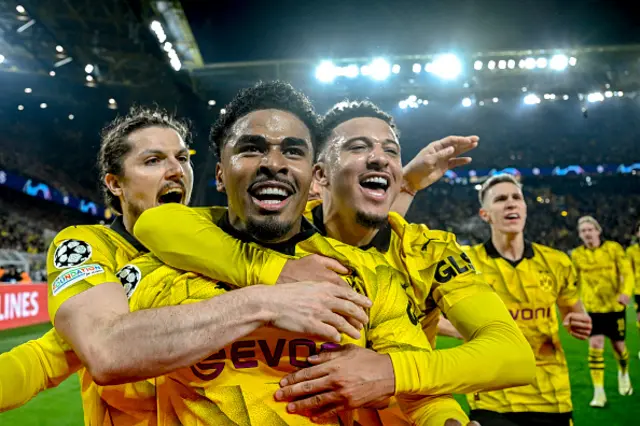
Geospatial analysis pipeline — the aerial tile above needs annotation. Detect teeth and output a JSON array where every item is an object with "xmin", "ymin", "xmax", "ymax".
[
  {"xmin": 256, "ymin": 187, "xmax": 288, "ymax": 197},
  {"xmin": 506, "ymin": 214, "xmax": 519, "ymax": 219},
  {"xmin": 162, "ymin": 188, "xmax": 183, "ymax": 195},
  {"xmin": 362, "ymin": 176, "xmax": 388, "ymax": 186},
  {"xmin": 261, "ymin": 199, "xmax": 282, "ymax": 205}
]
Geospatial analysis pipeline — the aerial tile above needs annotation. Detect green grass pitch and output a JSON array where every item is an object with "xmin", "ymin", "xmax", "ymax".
[{"xmin": 1, "ymin": 309, "xmax": 639, "ymax": 425}]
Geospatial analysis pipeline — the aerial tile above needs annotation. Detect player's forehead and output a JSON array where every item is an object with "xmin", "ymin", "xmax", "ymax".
[
  {"xmin": 329, "ymin": 117, "xmax": 398, "ymax": 148},
  {"xmin": 126, "ymin": 126, "xmax": 187, "ymax": 156},
  {"xmin": 487, "ymin": 181, "xmax": 522, "ymax": 198},
  {"xmin": 228, "ymin": 109, "xmax": 312, "ymax": 146},
  {"xmin": 578, "ymin": 222, "xmax": 596, "ymax": 231}
]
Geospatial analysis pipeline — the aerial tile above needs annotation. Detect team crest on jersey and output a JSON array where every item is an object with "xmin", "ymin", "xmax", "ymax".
[
  {"xmin": 52, "ymin": 264, "xmax": 105, "ymax": 296},
  {"xmin": 53, "ymin": 239, "xmax": 92, "ymax": 269},
  {"xmin": 117, "ymin": 265, "xmax": 142, "ymax": 299},
  {"xmin": 538, "ymin": 271, "xmax": 554, "ymax": 292}
]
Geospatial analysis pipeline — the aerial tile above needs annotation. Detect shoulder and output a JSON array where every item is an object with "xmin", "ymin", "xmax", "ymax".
[
  {"xmin": 532, "ymin": 243, "xmax": 572, "ymax": 266},
  {"xmin": 48, "ymin": 225, "xmax": 116, "ymax": 270},
  {"xmin": 604, "ymin": 241, "xmax": 625, "ymax": 253}
]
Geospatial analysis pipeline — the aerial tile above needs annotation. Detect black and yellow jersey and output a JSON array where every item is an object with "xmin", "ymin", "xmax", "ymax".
[
  {"xmin": 625, "ymin": 243, "xmax": 640, "ymax": 295},
  {"xmin": 571, "ymin": 241, "xmax": 634, "ymax": 313},
  {"xmin": 123, "ymin": 207, "xmax": 435, "ymax": 426},
  {"xmin": 45, "ymin": 217, "xmax": 156, "ymax": 426},
  {"xmin": 464, "ymin": 240, "xmax": 579, "ymax": 414}
]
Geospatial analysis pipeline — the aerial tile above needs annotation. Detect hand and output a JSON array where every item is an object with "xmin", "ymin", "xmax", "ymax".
[
  {"xmin": 278, "ymin": 254, "xmax": 350, "ymax": 288},
  {"xmin": 617, "ymin": 294, "xmax": 631, "ymax": 306},
  {"xmin": 563, "ymin": 312, "xmax": 592, "ymax": 340},
  {"xmin": 444, "ymin": 420, "xmax": 481, "ymax": 426},
  {"xmin": 275, "ymin": 344, "xmax": 395, "ymax": 422},
  {"xmin": 260, "ymin": 283, "xmax": 371, "ymax": 343},
  {"xmin": 402, "ymin": 135, "xmax": 479, "ymax": 193}
]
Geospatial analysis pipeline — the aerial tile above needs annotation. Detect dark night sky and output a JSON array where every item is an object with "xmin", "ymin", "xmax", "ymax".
[{"xmin": 182, "ymin": 0, "xmax": 639, "ymax": 64}]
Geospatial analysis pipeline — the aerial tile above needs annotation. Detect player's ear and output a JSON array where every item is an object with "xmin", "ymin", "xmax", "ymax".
[
  {"xmin": 479, "ymin": 207, "xmax": 490, "ymax": 224},
  {"xmin": 313, "ymin": 162, "xmax": 329, "ymax": 187},
  {"xmin": 215, "ymin": 163, "xmax": 225, "ymax": 193},
  {"xmin": 104, "ymin": 173, "xmax": 123, "ymax": 197}
]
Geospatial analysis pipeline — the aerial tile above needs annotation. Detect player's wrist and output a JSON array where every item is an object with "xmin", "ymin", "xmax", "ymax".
[{"xmin": 236, "ymin": 285, "xmax": 275, "ymax": 325}]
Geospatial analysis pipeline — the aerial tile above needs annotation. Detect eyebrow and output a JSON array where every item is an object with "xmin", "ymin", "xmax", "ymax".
[
  {"xmin": 343, "ymin": 136, "xmax": 400, "ymax": 147},
  {"xmin": 139, "ymin": 148, "xmax": 189, "ymax": 157},
  {"xmin": 235, "ymin": 135, "xmax": 311, "ymax": 149}
]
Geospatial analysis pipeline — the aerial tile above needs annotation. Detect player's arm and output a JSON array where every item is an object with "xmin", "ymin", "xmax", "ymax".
[
  {"xmin": 614, "ymin": 243, "xmax": 634, "ymax": 300},
  {"xmin": 556, "ymin": 257, "xmax": 592, "ymax": 340},
  {"xmin": 0, "ymin": 329, "xmax": 81, "ymax": 412},
  {"xmin": 133, "ymin": 203, "xmax": 347, "ymax": 286},
  {"xmin": 436, "ymin": 316, "xmax": 463, "ymax": 340}
]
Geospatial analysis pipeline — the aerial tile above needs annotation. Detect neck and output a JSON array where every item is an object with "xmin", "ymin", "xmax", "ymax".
[
  {"xmin": 491, "ymin": 228, "xmax": 525, "ymax": 262},
  {"xmin": 322, "ymin": 197, "xmax": 379, "ymax": 248},
  {"xmin": 227, "ymin": 210, "xmax": 302, "ymax": 244},
  {"xmin": 122, "ymin": 214, "xmax": 137, "ymax": 235},
  {"xmin": 586, "ymin": 237, "xmax": 602, "ymax": 249}
]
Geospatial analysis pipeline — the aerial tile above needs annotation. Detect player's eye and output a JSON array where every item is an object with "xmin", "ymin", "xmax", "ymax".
[
  {"xmin": 284, "ymin": 147, "xmax": 305, "ymax": 157},
  {"xmin": 145, "ymin": 157, "xmax": 160, "ymax": 165},
  {"xmin": 240, "ymin": 145, "xmax": 262, "ymax": 153},
  {"xmin": 178, "ymin": 156, "xmax": 189, "ymax": 163}
]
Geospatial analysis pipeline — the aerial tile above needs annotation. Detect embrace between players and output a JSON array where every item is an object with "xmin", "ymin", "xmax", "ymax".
[{"xmin": 0, "ymin": 81, "xmax": 601, "ymax": 426}]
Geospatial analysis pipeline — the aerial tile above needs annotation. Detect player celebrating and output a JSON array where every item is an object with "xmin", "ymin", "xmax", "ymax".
[
  {"xmin": 626, "ymin": 221, "xmax": 640, "ymax": 359},
  {"xmin": 572, "ymin": 215, "xmax": 635, "ymax": 406},
  {"xmin": 121, "ymin": 81, "xmax": 455, "ymax": 425},
  {"xmin": 451, "ymin": 174, "xmax": 592, "ymax": 426}
]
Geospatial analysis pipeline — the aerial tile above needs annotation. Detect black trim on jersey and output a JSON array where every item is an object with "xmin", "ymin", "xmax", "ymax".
[
  {"xmin": 484, "ymin": 238, "xmax": 534, "ymax": 268},
  {"xmin": 109, "ymin": 216, "xmax": 147, "ymax": 252},
  {"xmin": 217, "ymin": 211, "xmax": 318, "ymax": 256},
  {"xmin": 311, "ymin": 204, "xmax": 392, "ymax": 253}
]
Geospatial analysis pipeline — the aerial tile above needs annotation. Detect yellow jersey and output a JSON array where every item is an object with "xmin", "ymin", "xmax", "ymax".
[
  {"xmin": 626, "ymin": 244, "xmax": 640, "ymax": 295},
  {"xmin": 464, "ymin": 241, "xmax": 579, "ymax": 414},
  {"xmin": 46, "ymin": 217, "xmax": 157, "ymax": 426},
  {"xmin": 571, "ymin": 241, "xmax": 634, "ymax": 313},
  {"xmin": 124, "ymin": 207, "xmax": 433, "ymax": 426}
]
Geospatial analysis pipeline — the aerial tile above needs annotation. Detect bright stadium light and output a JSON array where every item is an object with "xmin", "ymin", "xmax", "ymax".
[
  {"xmin": 24, "ymin": 87, "xmax": 32, "ymax": 93},
  {"xmin": 563, "ymin": 94, "xmax": 569, "ymax": 100},
  {"xmin": 399, "ymin": 100, "xmax": 408, "ymax": 109},
  {"xmin": 68, "ymin": 114, "xmax": 74, "ymax": 120},
  {"xmin": 16, "ymin": 5, "xmax": 25, "ymax": 13},
  {"xmin": 369, "ymin": 58, "xmax": 391, "ymax": 81},
  {"xmin": 587, "ymin": 92, "xmax": 604, "ymax": 103},
  {"xmin": 86, "ymin": 75, "xmax": 94, "ymax": 82},
  {"xmin": 408, "ymin": 95, "xmax": 417, "ymax": 102},
  {"xmin": 536, "ymin": 57, "xmax": 548, "ymax": 68},
  {"xmin": 40, "ymin": 103, "xmax": 47, "ymax": 109},
  {"xmin": 85, "ymin": 64, "xmax": 94, "ymax": 74},
  {"xmin": 507, "ymin": 59, "xmax": 516, "ymax": 69},
  {"xmin": 550, "ymin": 54, "xmax": 568, "ymax": 70},
  {"xmin": 518, "ymin": 59, "xmax": 525, "ymax": 69},
  {"xmin": 604, "ymin": 91, "xmax": 613, "ymax": 98},
  {"xmin": 412, "ymin": 63, "xmax": 422, "ymax": 73},
  {"xmin": 343, "ymin": 64, "xmax": 359, "ymax": 78},
  {"xmin": 163, "ymin": 42, "xmax": 173, "ymax": 52},
  {"xmin": 220, "ymin": 108, "xmax": 226, "ymax": 115},
  {"xmin": 569, "ymin": 57, "xmax": 577, "ymax": 66},
  {"xmin": 492, "ymin": 97, "xmax": 499, "ymax": 103},
  {"xmin": 525, "ymin": 57, "xmax": 536, "ymax": 69},
  {"xmin": 474, "ymin": 60, "xmax": 483, "ymax": 70},
  {"xmin": 462, "ymin": 97, "xmax": 472, "ymax": 107},
  {"xmin": 616, "ymin": 91, "xmax": 624, "ymax": 97},
  {"xmin": 109, "ymin": 98, "xmax": 116, "ymax": 104},
  {"xmin": 0, "ymin": 54, "xmax": 4, "ymax": 64},
  {"xmin": 498, "ymin": 60, "xmax": 506, "ymax": 69},
  {"xmin": 360, "ymin": 65, "xmax": 370, "ymax": 76},
  {"xmin": 56, "ymin": 45, "xmax": 64, "ymax": 53},
  {"xmin": 487, "ymin": 60, "xmax": 496, "ymax": 70},
  {"xmin": 315, "ymin": 61, "xmax": 336, "ymax": 83},
  {"xmin": 391, "ymin": 64, "xmax": 401, "ymax": 74},
  {"xmin": 18, "ymin": 105, "xmax": 24, "ymax": 111},
  {"xmin": 523, "ymin": 94, "xmax": 541, "ymax": 105},
  {"xmin": 49, "ymin": 70, "xmax": 55, "ymax": 76},
  {"xmin": 208, "ymin": 100, "xmax": 216, "ymax": 106},
  {"xmin": 431, "ymin": 54, "xmax": 462, "ymax": 80}
]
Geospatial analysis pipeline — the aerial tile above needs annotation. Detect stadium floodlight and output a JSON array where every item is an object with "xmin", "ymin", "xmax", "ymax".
[
  {"xmin": 569, "ymin": 57, "xmax": 577, "ymax": 66},
  {"xmin": 487, "ymin": 60, "xmax": 495, "ymax": 70},
  {"xmin": 163, "ymin": 42, "xmax": 173, "ymax": 52},
  {"xmin": 523, "ymin": 94, "xmax": 541, "ymax": 105},
  {"xmin": 315, "ymin": 60, "xmax": 336, "ymax": 83},
  {"xmin": 587, "ymin": 92, "xmax": 604, "ymax": 103},
  {"xmin": 536, "ymin": 57, "xmax": 548, "ymax": 68},
  {"xmin": 604, "ymin": 91, "xmax": 613, "ymax": 98},
  {"xmin": 507, "ymin": 59, "xmax": 516, "ymax": 69},
  {"xmin": 16, "ymin": 5, "xmax": 25, "ymax": 13},
  {"xmin": 616, "ymin": 91, "xmax": 624, "ymax": 97},
  {"xmin": 18, "ymin": 105, "xmax": 24, "ymax": 111},
  {"xmin": 562, "ymin": 94, "xmax": 569, "ymax": 100},
  {"xmin": 49, "ymin": 71, "xmax": 55, "ymax": 77},
  {"xmin": 360, "ymin": 65, "xmax": 370, "ymax": 76},
  {"xmin": 549, "ymin": 54, "xmax": 568, "ymax": 70},
  {"xmin": 398, "ymin": 100, "xmax": 408, "ymax": 109},
  {"xmin": 492, "ymin": 97, "xmax": 499, "ymax": 103},
  {"xmin": 518, "ymin": 59, "xmax": 526, "ymax": 69},
  {"xmin": 86, "ymin": 75, "xmax": 94, "ymax": 82},
  {"xmin": 109, "ymin": 98, "xmax": 116, "ymax": 105},
  {"xmin": 220, "ymin": 108, "xmax": 226, "ymax": 115},
  {"xmin": 16, "ymin": 19, "xmax": 35, "ymax": 33},
  {"xmin": 68, "ymin": 114, "xmax": 74, "ymax": 120},
  {"xmin": 391, "ymin": 64, "xmax": 401, "ymax": 74},
  {"xmin": 498, "ymin": 60, "xmax": 506, "ymax": 69},
  {"xmin": 473, "ymin": 60, "xmax": 483, "ymax": 70},
  {"xmin": 208, "ymin": 100, "xmax": 216, "ymax": 106},
  {"xmin": 24, "ymin": 87, "xmax": 32, "ymax": 93},
  {"xmin": 0, "ymin": 54, "xmax": 4, "ymax": 64},
  {"xmin": 474, "ymin": 184, "xmax": 482, "ymax": 190},
  {"xmin": 461, "ymin": 97, "xmax": 472, "ymax": 107},
  {"xmin": 40, "ymin": 103, "xmax": 47, "ymax": 109},
  {"xmin": 412, "ymin": 63, "xmax": 421, "ymax": 73},
  {"xmin": 408, "ymin": 95, "xmax": 417, "ymax": 102},
  {"xmin": 478, "ymin": 101, "xmax": 485, "ymax": 106},
  {"xmin": 56, "ymin": 45, "xmax": 64, "ymax": 53},
  {"xmin": 85, "ymin": 64, "xmax": 94, "ymax": 74},
  {"xmin": 170, "ymin": 58, "xmax": 182, "ymax": 71},
  {"xmin": 422, "ymin": 100, "xmax": 429, "ymax": 105},
  {"xmin": 524, "ymin": 57, "xmax": 536, "ymax": 69},
  {"xmin": 369, "ymin": 58, "xmax": 391, "ymax": 81},
  {"xmin": 431, "ymin": 54, "xmax": 462, "ymax": 80},
  {"xmin": 342, "ymin": 64, "xmax": 359, "ymax": 78}
]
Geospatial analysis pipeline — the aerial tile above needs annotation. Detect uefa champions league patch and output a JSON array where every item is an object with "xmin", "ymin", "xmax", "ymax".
[
  {"xmin": 116, "ymin": 265, "xmax": 142, "ymax": 299},
  {"xmin": 51, "ymin": 264, "xmax": 105, "ymax": 296},
  {"xmin": 53, "ymin": 239, "xmax": 92, "ymax": 269}
]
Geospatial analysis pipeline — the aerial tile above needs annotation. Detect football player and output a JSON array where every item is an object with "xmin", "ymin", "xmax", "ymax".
[
  {"xmin": 572, "ymin": 215, "xmax": 634, "ymax": 406},
  {"xmin": 120, "ymin": 81, "xmax": 457, "ymax": 425},
  {"xmin": 459, "ymin": 174, "xmax": 591, "ymax": 426},
  {"xmin": 626, "ymin": 221, "xmax": 640, "ymax": 359}
]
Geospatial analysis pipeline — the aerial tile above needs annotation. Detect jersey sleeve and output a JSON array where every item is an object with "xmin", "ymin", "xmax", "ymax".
[
  {"xmin": 614, "ymin": 242, "xmax": 634, "ymax": 297},
  {"xmin": 557, "ymin": 253, "xmax": 580, "ymax": 309},
  {"xmin": 46, "ymin": 226, "xmax": 119, "ymax": 322},
  {"xmin": 397, "ymin": 394, "xmax": 469, "ymax": 426},
  {"xmin": 390, "ymin": 291, "xmax": 536, "ymax": 396},
  {"xmin": 0, "ymin": 329, "xmax": 81, "ymax": 412},
  {"xmin": 628, "ymin": 246, "xmax": 640, "ymax": 294},
  {"xmin": 133, "ymin": 204, "xmax": 288, "ymax": 287}
]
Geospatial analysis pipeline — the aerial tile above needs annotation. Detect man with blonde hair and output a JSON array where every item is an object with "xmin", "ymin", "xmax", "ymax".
[{"xmin": 572, "ymin": 215, "xmax": 635, "ymax": 407}]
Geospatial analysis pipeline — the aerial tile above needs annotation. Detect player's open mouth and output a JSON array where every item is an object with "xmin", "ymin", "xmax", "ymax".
[
  {"xmin": 157, "ymin": 187, "xmax": 184, "ymax": 205},
  {"xmin": 359, "ymin": 173, "xmax": 390, "ymax": 201},
  {"xmin": 249, "ymin": 181, "xmax": 294, "ymax": 212},
  {"xmin": 504, "ymin": 213, "xmax": 520, "ymax": 220}
]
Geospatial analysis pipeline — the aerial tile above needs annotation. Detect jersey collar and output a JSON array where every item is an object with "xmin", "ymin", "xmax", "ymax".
[
  {"xmin": 310, "ymin": 204, "xmax": 392, "ymax": 253},
  {"xmin": 110, "ymin": 216, "xmax": 147, "ymax": 252},
  {"xmin": 484, "ymin": 238, "xmax": 534, "ymax": 267},
  {"xmin": 217, "ymin": 210, "xmax": 318, "ymax": 256}
]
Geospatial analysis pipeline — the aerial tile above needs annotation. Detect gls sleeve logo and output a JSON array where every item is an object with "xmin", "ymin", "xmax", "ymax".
[{"xmin": 434, "ymin": 253, "xmax": 476, "ymax": 284}]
